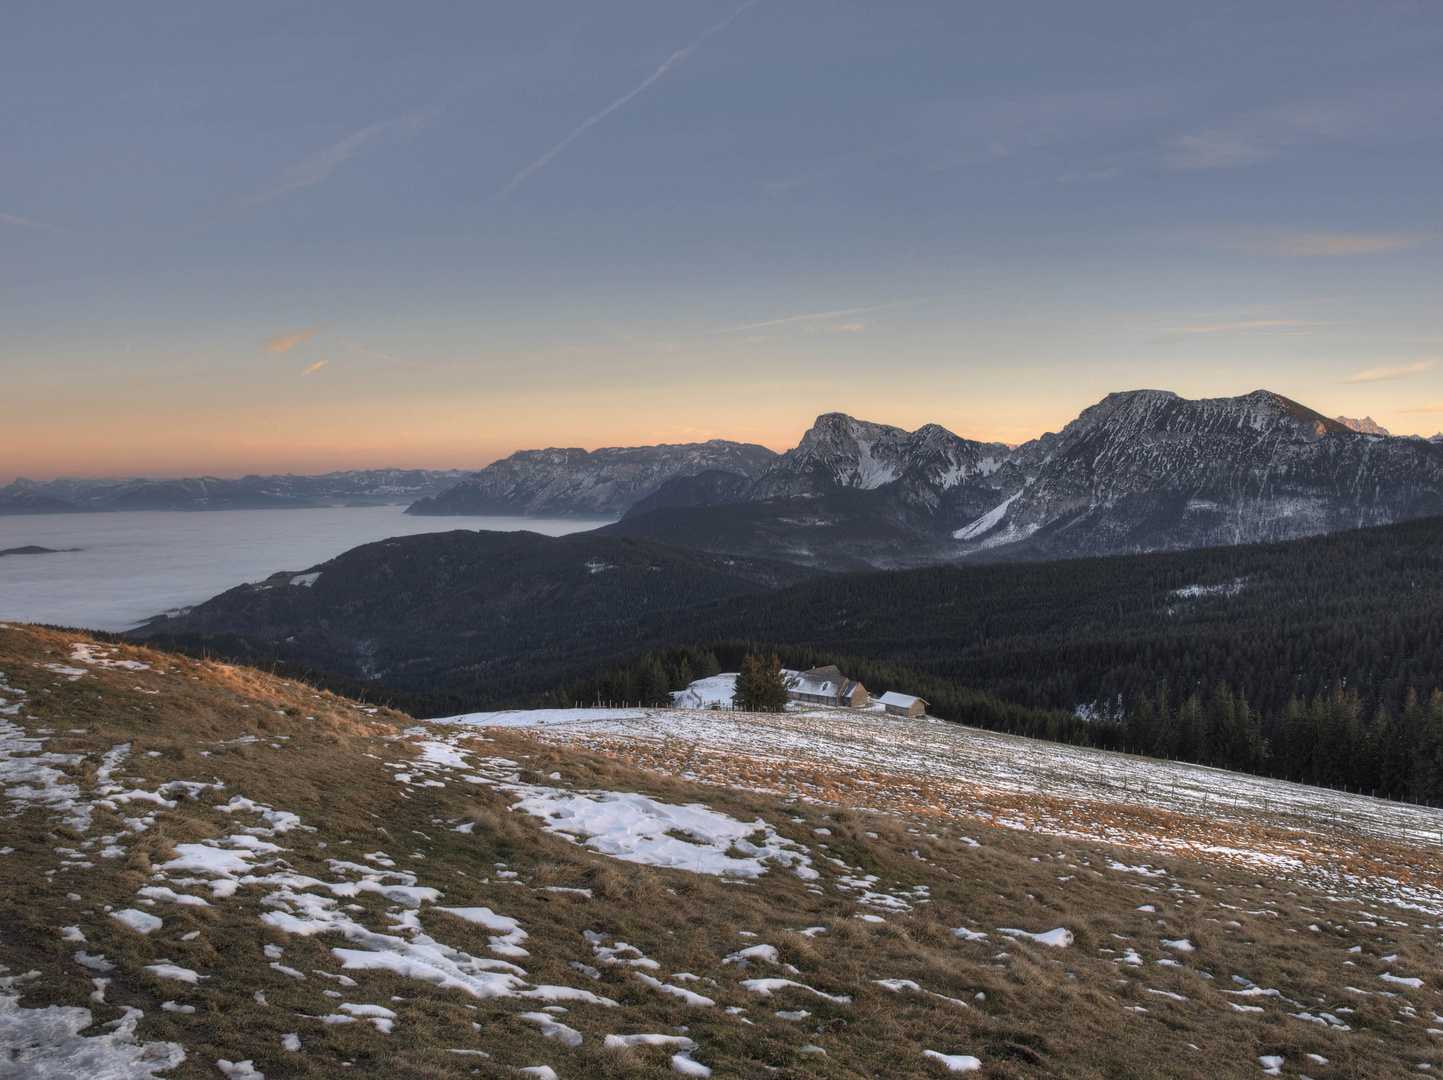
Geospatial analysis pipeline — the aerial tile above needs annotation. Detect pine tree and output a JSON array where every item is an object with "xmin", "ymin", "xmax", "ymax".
[
  {"xmin": 735, "ymin": 652, "xmax": 789, "ymax": 712},
  {"xmin": 1411, "ymin": 691, "xmax": 1443, "ymax": 804},
  {"xmin": 1205, "ymin": 684, "xmax": 1236, "ymax": 767},
  {"xmin": 630, "ymin": 656, "xmax": 671, "ymax": 706},
  {"xmin": 1152, "ymin": 688, "xmax": 1178, "ymax": 759},
  {"xmin": 1227, "ymin": 692, "xmax": 1261, "ymax": 771},
  {"xmin": 1176, "ymin": 695, "xmax": 1203, "ymax": 762},
  {"xmin": 671, "ymin": 658, "xmax": 694, "ymax": 693},
  {"xmin": 1126, "ymin": 692, "xmax": 1155, "ymax": 754}
]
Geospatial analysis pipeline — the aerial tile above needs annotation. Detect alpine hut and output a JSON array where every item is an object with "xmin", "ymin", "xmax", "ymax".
[{"xmin": 786, "ymin": 665, "xmax": 869, "ymax": 708}]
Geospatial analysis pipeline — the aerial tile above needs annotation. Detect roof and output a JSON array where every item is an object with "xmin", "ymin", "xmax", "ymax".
[
  {"xmin": 877, "ymin": 691, "xmax": 926, "ymax": 708},
  {"xmin": 789, "ymin": 672, "xmax": 841, "ymax": 697}
]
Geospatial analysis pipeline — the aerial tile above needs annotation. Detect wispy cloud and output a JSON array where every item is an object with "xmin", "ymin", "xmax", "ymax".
[
  {"xmin": 1149, "ymin": 319, "xmax": 1337, "ymax": 334},
  {"xmin": 0, "ymin": 211, "xmax": 78, "ymax": 237},
  {"xmin": 262, "ymin": 322, "xmax": 332, "ymax": 356},
  {"xmin": 497, "ymin": 0, "xmax": 761, "ymax": 198},
  {"xmin": 242, "ymin": 112, "xmax": 428, "ymax": 206},
  {"xmin": 1345, "ymin": 359, "xmax": 1436, "ymax": 384},
  {"xmin": 1163, "ymin": 103, "xmax": 1353, "ymax": 170},
  {"xmin": 299, "ymin": 360, "xmax": 330, "ymax": 377},
  {"xmin": 718, "ymin": 293, "xmax": 982, "ymax": 334},
  {"xmin": 1188, "ymin": 229, "xmax": 1429, "ymax": 256}
]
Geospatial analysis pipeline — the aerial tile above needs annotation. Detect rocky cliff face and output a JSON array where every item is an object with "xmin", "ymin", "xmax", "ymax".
[
  {"xmin": 1337, "ymin": 415, "xmax": 1391, "ymax": 436},
  {"xmin": 745, "ymin": 413, "xmax": 1009, "ymax": 511},
  {"xmin": 955, "ymin": 390, "xmax": 1443, "ymax": 557},
  {"xmin": 407, "ymin": 440, "xmax": 777, "ymax": 518}
]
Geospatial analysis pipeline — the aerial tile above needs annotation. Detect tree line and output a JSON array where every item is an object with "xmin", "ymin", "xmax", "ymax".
[{"xmin": 552, "ymin": 634, "xmax": 1443, "ymax": 805}]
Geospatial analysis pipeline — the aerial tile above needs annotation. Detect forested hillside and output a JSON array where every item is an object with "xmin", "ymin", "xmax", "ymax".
[
  {"xmin": 668, "ymin": 515, "xmax": 1443, "ymax": 725},
  {"xmin": 135, "ymin": 530, "xmax": 813, "ymax": 691}
]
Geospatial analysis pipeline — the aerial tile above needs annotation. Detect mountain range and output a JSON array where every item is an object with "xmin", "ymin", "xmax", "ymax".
[
  {"xmin": 18, "ymin": 388, "xmax": 1443, "ymax": 569},
  {"xmin": 0, "ymin": 468, "xmax": 469, "ymax": 513},
  {"xmin": 601, "ymin": 389, "xmax": 1443, "ymax": 568}
]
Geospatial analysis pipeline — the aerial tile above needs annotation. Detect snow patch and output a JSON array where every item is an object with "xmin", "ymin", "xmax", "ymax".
[
  {"xmin": 997, "ymin": 927, "xmax": 1073, "ymax": 948},
  {"xmin": 953, "ymin": 492, "xmax": 1019, "ymax": 540},
  {"xmin": 924, "ymin": 1050, "xmax": 982, "ymax": 1072},
  {"xmin": 0, "ymin": 976, "xmax": 185, "ymax": 1079},
  {"xmin": 506, "ymin": 787, "xmax": 815, "ymax": 880}
]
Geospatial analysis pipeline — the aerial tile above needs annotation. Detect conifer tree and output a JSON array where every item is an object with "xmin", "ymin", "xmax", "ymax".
[
  {"xmin": 630, "ymin": 655, "xmax": 671, "ymax": 706},
  {"xmin": 1205, "ymin": 684, "xmax": 1236, "ymax": 767},
  {"xmin": 1176, "ymin": 695, "xmax": 1203, "ymax": 762},
  {"xmin": 1228, "ymin": 693, "xmax": 1261, "ymax": 772},
  {"xmin": 1153, "ymin": 687, "xmax": 1178, "ymax": 759},
  {"xmin": 735, "ymin": 652, "xmax": 789, "ymax": 712},
  {"xmin": 1126, "ymin": 692, "xmax": 1155, "ymax": 754},
  {"xmin": 1411, "ymin": 691, "xmax": 1443, "ymax": 804}
]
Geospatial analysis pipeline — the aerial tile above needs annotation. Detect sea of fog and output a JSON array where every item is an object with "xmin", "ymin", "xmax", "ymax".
[{"xmin": 0, "ymin": 507, "xmax": 598, "ymax": 632}]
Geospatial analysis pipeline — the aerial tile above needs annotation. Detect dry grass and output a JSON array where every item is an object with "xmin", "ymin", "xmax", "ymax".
[{"xmin": 2, "ymin": 623, "xmax": 1441, "ymax": 1078}]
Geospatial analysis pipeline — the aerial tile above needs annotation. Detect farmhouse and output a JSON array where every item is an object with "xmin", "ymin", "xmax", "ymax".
[
  {"xmin": 786, "ymin": 665, "xmax": 869, "ymax": 708},
  {"xmin": 877, "ymin": 691, "xmax": 928, "ymax": 718}
]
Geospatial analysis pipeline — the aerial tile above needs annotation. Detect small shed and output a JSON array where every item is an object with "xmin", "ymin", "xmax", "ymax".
[{"xmin": 877, "ymin": 691, "xmax": 928, "ymax": 718}]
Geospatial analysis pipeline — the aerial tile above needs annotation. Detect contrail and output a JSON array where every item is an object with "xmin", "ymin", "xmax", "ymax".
[
  {"xmin": 497, "ymin": 0, "xmax": 761, "ymax": 198},
  {"xmin": 718, "ymin": 292, "xmax": 994, "ymax": 333}
]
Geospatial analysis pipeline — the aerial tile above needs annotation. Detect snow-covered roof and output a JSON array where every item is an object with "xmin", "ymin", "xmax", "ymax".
[
  {"xmin": 877, "ymin": 691, "xmax": 925, "ymax": 708},
  {"xmin": 789, "ymin": 673, "xmax": 840, "ymax": 697}
]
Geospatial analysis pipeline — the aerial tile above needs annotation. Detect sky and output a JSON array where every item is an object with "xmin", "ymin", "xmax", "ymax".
[{"xmin": 3, "ymin": 1, "xmax": 1441, "ymax": 479}]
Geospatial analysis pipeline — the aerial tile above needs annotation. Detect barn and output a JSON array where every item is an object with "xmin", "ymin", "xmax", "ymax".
[
  {"xmin": 786, "ymin": 665, "xmax": 869, "ymax": 708},
  {"xmin": 877, "ymin": 691, "xmax": 928, "ymax": 718}
]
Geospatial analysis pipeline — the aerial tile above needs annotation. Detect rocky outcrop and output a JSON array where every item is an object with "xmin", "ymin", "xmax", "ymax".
[
  {"xmin": 1337, "ymin": 415, "xmax": 1391, "ymax": 436},
  {"xmin": 746, "ymin": 414, "xmax": 1009, "ymax": 512}
]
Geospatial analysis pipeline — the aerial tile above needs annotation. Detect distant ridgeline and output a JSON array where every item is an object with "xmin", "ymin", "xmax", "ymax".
[{"xmin": 0, "ymin": 468, "xmax": 470, "ymax": 512}]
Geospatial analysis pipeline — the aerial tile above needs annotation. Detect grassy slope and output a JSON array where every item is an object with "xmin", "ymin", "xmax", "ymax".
[{"xmin": 1, "ymin": 623, "xmax": 1440, "ymax": 1078}]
